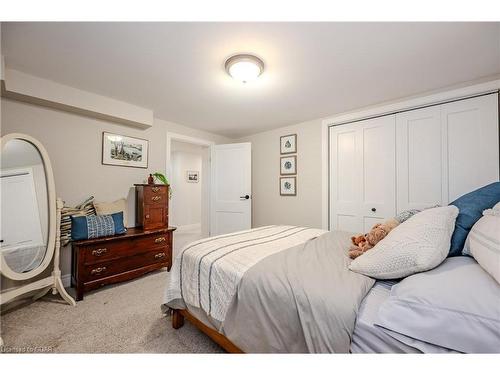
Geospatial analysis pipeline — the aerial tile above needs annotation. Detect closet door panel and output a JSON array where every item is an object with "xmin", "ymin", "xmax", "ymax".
[
  {"xmin": 329, "ymin": 125, "xmax": 361, "ymax": 232},
  {"xmin": 442, "ymin": 94, "xmax": 499, "ymax": 202},
  {"xmin": 396, "ymin": 106, "xmax": 443, "ymax": 212},
  {"xmin": 359, "ymin": 115, "xmax": 396, "ymax": 232}
]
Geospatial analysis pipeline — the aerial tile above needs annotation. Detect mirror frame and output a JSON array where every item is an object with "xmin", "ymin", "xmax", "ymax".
[{"xmin": 0, "ymin": 133, "xmax": 57, "ymax": 280}]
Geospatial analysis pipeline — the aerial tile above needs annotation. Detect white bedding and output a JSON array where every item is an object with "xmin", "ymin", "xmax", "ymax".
[
  {"xmin": 351, "ymin": 281, "xmax": 456, "ymax": 353},
  {"xmin": 164, "ymin": 225, "xmax": 327, "ymax": 322}
]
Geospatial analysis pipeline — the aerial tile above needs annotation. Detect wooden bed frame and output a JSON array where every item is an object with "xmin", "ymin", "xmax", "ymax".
[{"xmin": 171, "ymin": 309, "xmax": 243, "ymax": 353}]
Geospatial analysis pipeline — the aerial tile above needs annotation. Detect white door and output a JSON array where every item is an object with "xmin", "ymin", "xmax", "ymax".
[
  {"xmin": 329, "ymin": 115, "xmax": 396, "ymax": 233},
  {"xmin": 441, "ymin": 93, "xmax": 499, "ymax": 202},
  {"xmin": 396, "ymin": 105, "xmax": 444, "ymax": 212},
  {"xmin": 210, "ymin": 143, "xmax": 252, "ymax": 236}
]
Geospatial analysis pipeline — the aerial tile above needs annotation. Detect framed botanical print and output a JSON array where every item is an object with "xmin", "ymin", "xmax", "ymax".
[
  {"xmin": 280, "ymin": 176, "xmax": 296, "ymax": 196},
  {"xmin": 280, "ymin": 134, "xmax": 297, "ymax": 154},
  {"xmin": 102, "ymin": 132, "xmax": 149, "ymax": 168},
  {"xmin": 280, "ymin": 155, "xmax": 297, "ymax": 175}
]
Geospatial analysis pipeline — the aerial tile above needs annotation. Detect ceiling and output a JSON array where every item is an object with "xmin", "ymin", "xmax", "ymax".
[{"xmin": 2, "ymin": 22, "xmax": 500, "ymax": 138}]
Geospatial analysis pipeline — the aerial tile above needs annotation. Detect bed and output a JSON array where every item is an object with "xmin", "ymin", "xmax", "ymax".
[{"xmin": 163, "ymin": 224, "xmax": 500, "ymax": 353}]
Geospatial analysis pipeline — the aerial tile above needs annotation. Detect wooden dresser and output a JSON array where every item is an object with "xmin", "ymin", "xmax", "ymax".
[
  {"xmin": 135, "ymin": 184, "xmax": 169, "ymax": 230},
  {"xmin": 71, "ymin": 227, "xmax": 175, "ymax": 301}
]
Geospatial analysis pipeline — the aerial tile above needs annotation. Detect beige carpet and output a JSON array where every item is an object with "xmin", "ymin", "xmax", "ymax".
[{"xmin": 0, "ymin": 230, "xmax": 224, "ymax": 353}]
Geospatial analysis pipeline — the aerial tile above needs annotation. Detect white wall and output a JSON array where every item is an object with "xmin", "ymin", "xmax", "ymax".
[
  {"xmin": 170, "ymin": 141, "xmax": 204, "ymax": 228},
  {"xmin": 0, "ymin": 97, "xmax": 231, "ymax": 279},
  {"xmin": 238, "ymin": 118, "xmax": 324, "ymax": 229}
]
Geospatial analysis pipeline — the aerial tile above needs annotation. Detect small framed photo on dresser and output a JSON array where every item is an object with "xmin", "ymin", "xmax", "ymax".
[
  {"xmin": 280, "ymin": 155, "xmax": 297, "ymax": 175},
  {"xmin": 280, "ymin": 134, "xmax": 297, "ymax": 154},
  {"xmin": 280, "ymin": 176, "xmax": 296, "ymax": 196}
]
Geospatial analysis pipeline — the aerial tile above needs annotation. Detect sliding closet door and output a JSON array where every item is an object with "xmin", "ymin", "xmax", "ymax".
[
  {"xmin": 396, "ymin": 106, "xmax": 444, "ymax": 212},
  {"xmin": 359, "ymin": 116, "xmax": 396, "ymax": 232},
  {"xmin": 441, "ymin": 93, "xmax": 499, "ymax": 202},
  {"xmin": 329, "ymin": 115, "xmax": 396, "ymax": 232},
  {"xmin": 329, "ymin": 123, "xmax": 360, "ymax": 232}
]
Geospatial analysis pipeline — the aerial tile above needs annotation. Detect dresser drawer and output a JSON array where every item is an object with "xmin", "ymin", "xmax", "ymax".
[
  {"xmin": 144, "ymin": 189, "xmax": 168, "ymax": 205},
  {"xmin": 83, "ymin": 249, "xmax": 170, "ymax": 281},
  {"xmin": 81, "ymin": 233, "xmax": 170, "ymax": 265},
  {"xmin": 133, "ymin": 232, "xmax": 171, "ymax": 250}
]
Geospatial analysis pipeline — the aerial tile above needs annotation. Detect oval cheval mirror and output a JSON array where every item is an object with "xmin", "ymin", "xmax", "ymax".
[{"xmin": 0, "ymin": 133, "xmax": 75, "ymax": 343}]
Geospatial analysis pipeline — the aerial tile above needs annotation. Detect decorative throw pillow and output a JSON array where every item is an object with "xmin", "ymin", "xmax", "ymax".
[
  {"xmin": 394, "ymin": 208, "xmax": 421, "ymax": 224},
  {"xmin": 60, "ymin": 196, "xmax": 96, "ymax": 246},
  {"xmin": 349, "ymin": 206, "xmax": 459, "ymax": 279},
  {"xmin": 448, "ymin": 182, "xmax": 500, "ymax": 257},
  {"xmin": 94, "ymin": 198, "xmax": 128, "ymax": 227},
  {"xmin": 463, "ymin": 209, "xmax": 500, "ymax": 284},
  {"xmin": 71, "ymin": 212, "xmax": 126, "ymax": 241}
]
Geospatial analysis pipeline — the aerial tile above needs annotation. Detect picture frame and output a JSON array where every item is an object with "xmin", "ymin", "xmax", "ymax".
[
  {"xmin": 102, "ymin": 132, "xmax": 148, "ymax": 168},
  {"xmin": 186, "ymin": 170, "xmax": 199, "ymax": 183},
  {"xmin": 280, "ymin": 134, "xmax": 297, "ymax": 154},
  {"xmin": 280, "ymin": 176, "xmax": 297, "ymax": 196},
  {"xmin": 280, "ymin": 155, "xmax": 297, "ymax": 175}
]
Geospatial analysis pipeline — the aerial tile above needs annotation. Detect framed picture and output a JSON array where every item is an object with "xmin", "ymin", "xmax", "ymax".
[
  {"xmin": 280, "ymin": 155, "xmax": 297, "ymax": 175},
  {"xmin": 280, "ymin": 176, "xmax": 296, "ymax": 196},
  {"xmin": 186, "ymin": 170, "xmax": 199, "ymax": 183},
  {"xmin": 102, "ymin": 132, "xmax": 148, "ymax": 168},
  {"xmin": 280, "ymin": 134, "xmax": 297, "ymax": 154}
]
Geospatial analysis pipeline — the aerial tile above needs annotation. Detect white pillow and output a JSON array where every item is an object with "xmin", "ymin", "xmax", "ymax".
[
  {"xmin": 463, "ymin": 211, "xmax": 500, "ymax": 284},
  {"xmin": 94, "ymin": 198, "xmax": 128, "ymax": 227},
  {"xmin": 376, "ymin": 257, "xmax": 500, "ymax": 353},
  {"xmin": 349, "ymin": 205, "xmax": 459, "ymax": 279}
]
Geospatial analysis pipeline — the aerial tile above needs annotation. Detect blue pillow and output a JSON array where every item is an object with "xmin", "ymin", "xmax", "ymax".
[
  {"xmin": 448, "ymin": 182, "xmax": 500, "ymax": 257},
  {"xmin": 71, "ymin": 212, "xmax": 126, "ymax": 241}
]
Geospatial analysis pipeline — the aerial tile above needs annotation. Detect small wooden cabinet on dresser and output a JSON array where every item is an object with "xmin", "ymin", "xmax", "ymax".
[
  {"xmin": 135, "ymin": 184, "xmax": 169, "ymax": 230},
  {"xmin": 71, "ymin": 227, "xmax": 176, "ymax": 301}
]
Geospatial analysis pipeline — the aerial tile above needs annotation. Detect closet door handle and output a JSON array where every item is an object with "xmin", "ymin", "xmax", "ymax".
[
  {"xmin": 371, "ymin": 208, "xmax": 377, "ymax": 212},
  {"xmin": 240, "ymin": 195, "xmax": 250, "ymax": 200}
]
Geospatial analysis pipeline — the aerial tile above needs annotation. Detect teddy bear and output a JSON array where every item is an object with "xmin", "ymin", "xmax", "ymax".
[{"xmin": 348, "ymin": 218, "xmax": 399, "ymax": 259}]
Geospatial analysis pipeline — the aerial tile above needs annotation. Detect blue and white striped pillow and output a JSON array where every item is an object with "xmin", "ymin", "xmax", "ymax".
[{"xmin": 71, "ymin": 212, "xmax": 126, "ymax": 241}]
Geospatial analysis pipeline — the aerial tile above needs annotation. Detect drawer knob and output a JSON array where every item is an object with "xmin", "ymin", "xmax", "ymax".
[
  {"xmin": 90, "ymin": 266, "xmax": 107, "ymax": 275},
  {"xmin": 155, "ymin": 252, "xmax": 166, "ymax": 259},
  {"xmin": 92, "ymin": 248, "xmax": 108, "ymax": 257},
  {"xmin": 152, "ymin": 187, "xmax": 161, "ymax": 192},
  {"xmin": 145, "ymin": 214, "xmax": 150, "ymax": 219},
  {"xmin": 371, "ymin": 207, "xmax": 377, "ymax": 212},
  {"xmin": 151, "ymin": 195, "xmax": 162, "ymax": 201},
  {"xmin": 154, "ymin": 237, "xmax": 166, "ymax": 244}
]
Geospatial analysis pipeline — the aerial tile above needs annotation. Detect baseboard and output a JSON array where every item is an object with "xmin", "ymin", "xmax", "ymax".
[
  {"xmin": 61, "ymin": 274, "xmax": 71, "ymax": 288},
  {"xmin": 173, "ymin": 223, "xmax": 201, "ymax": 232}
]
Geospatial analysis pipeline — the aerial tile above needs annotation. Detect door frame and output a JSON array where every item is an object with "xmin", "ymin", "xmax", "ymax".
[{"xmin": 166, "ymin": 132, "xmax": 215, "ymax": 237}]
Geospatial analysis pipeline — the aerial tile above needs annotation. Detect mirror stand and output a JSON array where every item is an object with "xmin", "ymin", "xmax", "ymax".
[{"xmin": 0, "ymin": 199, "xmax": 76, "ymax": 307}]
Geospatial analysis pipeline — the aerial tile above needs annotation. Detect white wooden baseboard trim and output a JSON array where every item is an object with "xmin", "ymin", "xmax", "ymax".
[{"xmin": 62, "ymin": 274, "xmax": 71, "ymax": 288}]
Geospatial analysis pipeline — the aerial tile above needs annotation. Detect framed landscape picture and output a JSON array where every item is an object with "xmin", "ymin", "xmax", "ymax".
[
  {"xmin": 280, "ymin": 176, "xmax": 296, "ymax": 196},
  {"xmin": 280, "ymin": 134, "xmax": 297, "ymax": 154},
  {"xmin": 186, "ymin": 170, "xmax": 199, "ymax": 183},
  {"xmin": 280, "ymin": 155, "xmax": 297, "ymax": 175},
  {"xmin": 102, "ymin": 132, "xmax": 149, "ymax": 168}
]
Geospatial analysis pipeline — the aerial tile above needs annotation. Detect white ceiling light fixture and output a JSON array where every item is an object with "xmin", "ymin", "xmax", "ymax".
[{"xmin": 225, "ymin": 54, "xmax": 264, "ymax": 83}]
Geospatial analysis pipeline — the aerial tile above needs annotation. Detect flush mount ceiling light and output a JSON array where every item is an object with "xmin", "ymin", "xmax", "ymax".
[{"xmin": 225, "ymin": 54, "xmax": 264, "ymax": 83}]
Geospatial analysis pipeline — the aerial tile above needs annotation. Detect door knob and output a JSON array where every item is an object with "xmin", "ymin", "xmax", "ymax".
[
  {"xmin": 240, "ymin": 195, "xmax": 250, "ymax": 200},
  {"xmin": 371, "ymin": 207, "xmax": 377, "ymax": 212}
]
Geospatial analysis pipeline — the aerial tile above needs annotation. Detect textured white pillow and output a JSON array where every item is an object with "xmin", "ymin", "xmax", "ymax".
[
  {"xmin": 94, "ymin": 198, "xmax": 128, "ymax": 227},
  {"xmin": 349, "ymin": 206, "xmax": 459, "ymax": 279},
  {"xmin": 463, "ymin": 212, "xmax": 500, "ymax": 284}
]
